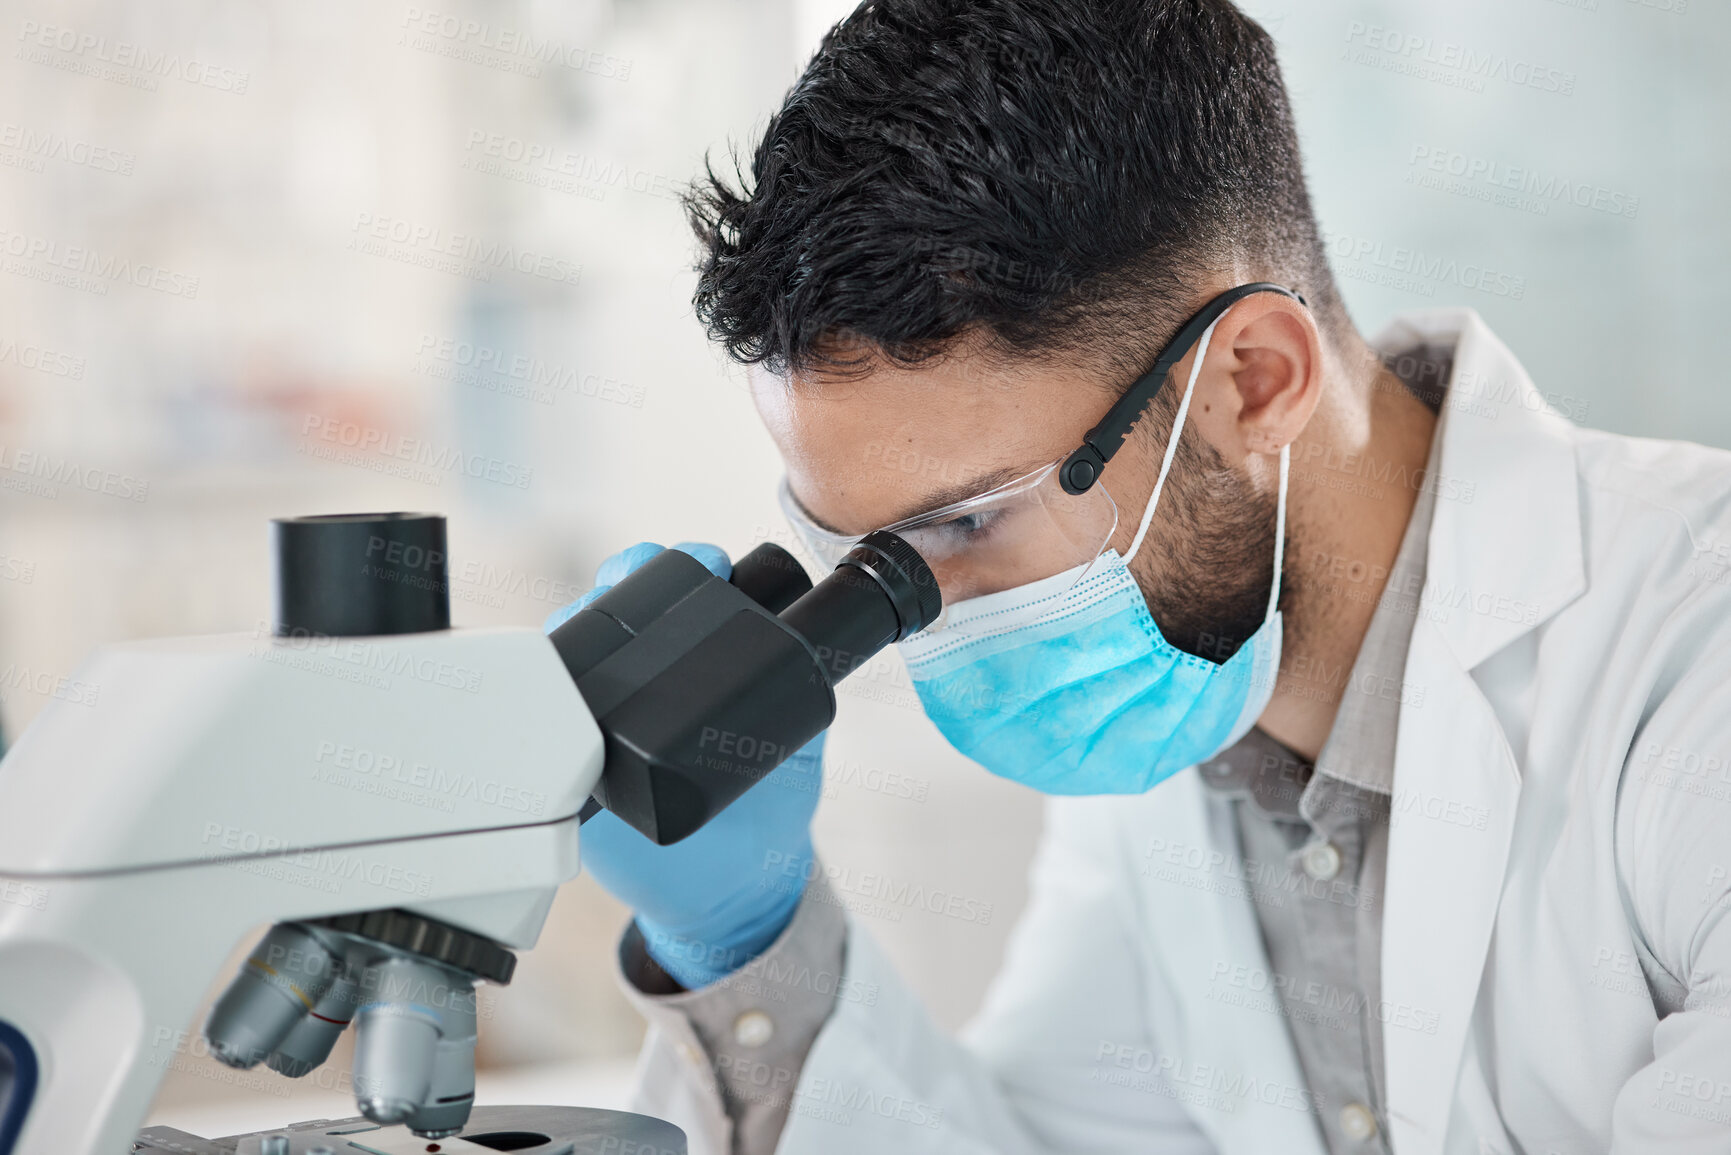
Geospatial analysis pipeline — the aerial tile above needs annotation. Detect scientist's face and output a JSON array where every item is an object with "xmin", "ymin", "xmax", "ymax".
[{"xmin": 754, "ymin": 330, "xmax": 1284, "ymax": 662}]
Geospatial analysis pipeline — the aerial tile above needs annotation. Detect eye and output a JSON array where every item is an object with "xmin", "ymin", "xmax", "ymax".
[
  {"xmin": 920, "ymin": 507, "xmax": 1005, "ymax": 546},
  {"xmin": 947, "ymin": 511, "xmax": 991, "ymax": 534}
]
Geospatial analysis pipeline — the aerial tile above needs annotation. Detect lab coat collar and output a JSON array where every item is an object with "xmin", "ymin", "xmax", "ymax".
[
  {"xmin": 1368, "ymin": 309, "xmax": 1586, "ymax": 1155},
  {"xmin": 1370, "ymin": 308, "xmax": 1587, "ymax": 669}
]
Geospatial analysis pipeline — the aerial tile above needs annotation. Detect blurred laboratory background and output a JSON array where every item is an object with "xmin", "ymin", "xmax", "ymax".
[{"xmin": 0, "ymin": 0, "xmax": 1723, "ymax": 1134}]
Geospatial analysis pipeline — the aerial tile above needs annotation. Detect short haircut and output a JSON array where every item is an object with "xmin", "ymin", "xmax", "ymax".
[{"xmin": 685, "ymin": 0, "xmax": 1348, "ymax": 383}]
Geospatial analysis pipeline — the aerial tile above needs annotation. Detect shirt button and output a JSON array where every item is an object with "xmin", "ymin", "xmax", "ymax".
[
  {"xmin": 1339, "ymin": 1101, "xmax": 1378, "ymax": 1141},
  {"xmin": 1302, "ymin": 840, "xmax": 1343, "ymax": 882},
  {"xmin": 733, "ymin": 1009, "xmax": 775, "ymax": 1047}
]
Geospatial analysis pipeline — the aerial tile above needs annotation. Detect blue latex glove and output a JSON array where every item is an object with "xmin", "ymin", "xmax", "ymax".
[{"xmin": 548, "ymin": 541, "xmax": 823, "ymax": 990}]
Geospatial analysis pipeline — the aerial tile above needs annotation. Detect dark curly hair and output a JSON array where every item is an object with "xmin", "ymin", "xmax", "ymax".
[{"xmin": 685, "ymin": 0, "xmax": 1347, "ymax": 381}]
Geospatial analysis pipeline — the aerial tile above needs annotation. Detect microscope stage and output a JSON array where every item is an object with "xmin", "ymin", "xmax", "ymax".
[{"xmin": 132, "ymin": 1105, "xmax": 685, "ymax": 1155}]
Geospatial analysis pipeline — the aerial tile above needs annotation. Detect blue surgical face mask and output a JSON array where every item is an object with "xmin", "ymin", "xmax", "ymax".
[{"xmin": 897, "ymin": 316, "xmax": 1287, "ymax": 795}]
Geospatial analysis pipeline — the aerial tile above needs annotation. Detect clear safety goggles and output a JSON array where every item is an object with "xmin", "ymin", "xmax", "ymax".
[
  {"xmin": 777, "ymin": 457, "xmax": 1120, "ymax": 607},
  {"xmin": 778, "ymin": 282, "xmax": 1308, "ymax": 616}
]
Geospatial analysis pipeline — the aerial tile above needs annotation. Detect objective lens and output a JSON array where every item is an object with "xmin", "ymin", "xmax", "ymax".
[{"xmin": 204, "ymin": 923, "xmax": 340, "ymax": 1069}]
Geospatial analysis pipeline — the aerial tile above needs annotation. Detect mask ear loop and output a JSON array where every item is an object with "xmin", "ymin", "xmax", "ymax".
[
  {"xmin": 1124, "ymin": 315, "xmax": 1223, "ymax": 566},
  {"xmin": 1265, "ymin": 443, "xmax": 1288, "ymax": 624},
  {"xmin": 1120, "ymin": 311, "xmax": 1291, "ymax": 628}
]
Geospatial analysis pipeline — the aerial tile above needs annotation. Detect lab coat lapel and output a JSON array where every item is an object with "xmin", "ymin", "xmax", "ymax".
[
  {"xmin": 1373, "ymin": 310, "xmax": 1585, "ymax": 1155},
  {"xmin": 1381, "ymin": 627, "xmax": 1518, "ymax": 1155}
]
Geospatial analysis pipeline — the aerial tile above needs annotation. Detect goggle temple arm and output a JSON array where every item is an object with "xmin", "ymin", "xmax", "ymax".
[{"xmin": 1057, "ymin": 282, "xmax": 1307, "ymax": 496}]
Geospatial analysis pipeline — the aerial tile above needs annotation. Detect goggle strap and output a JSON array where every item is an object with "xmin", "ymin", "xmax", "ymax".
[{"xmin": 1061, "ymin": 281, "xmax": 1306, "ymax": 494}]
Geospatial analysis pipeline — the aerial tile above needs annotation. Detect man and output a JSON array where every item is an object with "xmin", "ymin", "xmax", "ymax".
[{"xmin": 557, "ymin": 2, "xmax": 1731, "ymax": 1152}]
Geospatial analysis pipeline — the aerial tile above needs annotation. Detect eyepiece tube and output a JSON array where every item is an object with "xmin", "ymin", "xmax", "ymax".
[
  {"xmin": 567, "ymin": 530, "xmax": 940, "ymax": 845},
  {"xmin": 780, "ymin": 531, "xmax": 942, "ymax": 685},
  {"xmin": 730, "ymin": 541, "xmax": 814, "ymax": 614}
]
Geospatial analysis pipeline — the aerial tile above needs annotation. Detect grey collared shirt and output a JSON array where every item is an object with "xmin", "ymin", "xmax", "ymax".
[
  {"xmin": 1196, "ymin": 349, "xmax": 1447, "ymax": 1153},
  {"xmin": 617, "ymin": 869, "xmax": 852, "ymax": 1155}
]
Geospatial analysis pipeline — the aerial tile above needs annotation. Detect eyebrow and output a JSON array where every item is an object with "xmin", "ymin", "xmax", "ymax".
[{"xmin": 795, "ymin": 462, "xmax": 1041, "ymax": 537}]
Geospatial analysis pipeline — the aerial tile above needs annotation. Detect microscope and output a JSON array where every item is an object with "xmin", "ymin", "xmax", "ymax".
[{"xmin": 0, "ymin": 512, "xmax": 940, "ymax": 1155}]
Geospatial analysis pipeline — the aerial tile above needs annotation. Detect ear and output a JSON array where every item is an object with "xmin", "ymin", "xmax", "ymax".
[{"xmin": 1183, "ymin": 292, "xmax": 1325, "ymax": 462}]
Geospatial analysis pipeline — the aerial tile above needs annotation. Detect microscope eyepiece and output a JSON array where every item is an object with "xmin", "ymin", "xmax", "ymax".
[
  {"xmin": 554, "ymin": 531, "xmax": 942, "ymax": 844},
  {"xmin": 841, "ymin": 530, "xmax": 944, "ymax": 640},
  {"xmin": 778, "ymin": 531, "xmax": 941, "ymax": 685}
]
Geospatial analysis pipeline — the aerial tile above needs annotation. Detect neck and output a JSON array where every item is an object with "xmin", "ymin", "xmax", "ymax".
[{"xmin": 1255, "ymin": 339, "xmax": 1437, "ymax": 761}]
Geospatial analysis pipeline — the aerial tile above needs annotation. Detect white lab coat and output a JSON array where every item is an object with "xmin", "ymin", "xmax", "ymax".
[{"xmin": 628, "ymin": 309, "xmax": 1731, "ymax": 1154}]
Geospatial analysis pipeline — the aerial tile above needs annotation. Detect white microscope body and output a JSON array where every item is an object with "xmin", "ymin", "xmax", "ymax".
[{"xmin": 0, "ymin": 622, "xmax": 603, "ymax": 1155}]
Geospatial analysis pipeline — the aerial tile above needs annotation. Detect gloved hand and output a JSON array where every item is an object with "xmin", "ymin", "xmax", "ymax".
[{"xmin": 548, "ymin": 541, "xmax": 823, "ymax": 990}]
